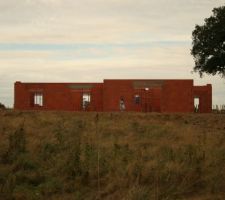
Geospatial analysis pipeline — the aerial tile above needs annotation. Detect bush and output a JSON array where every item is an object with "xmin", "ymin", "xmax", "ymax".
[
  {"xmin": 125, "ymin": 185, "xmax": 150, "ymax": 200},
  {"xmin": 1, "ymin": 127, "xmax": 27, "ymax": 164},
  {"xmin": 0, "ymin": 102, "xmax": 6, "ymax": 110},
  {"xmin": 38, "ymin": 178, "xmax": 62, "ymax": 196},
  {"xmin": 13, "ymin": 184, "xmax": 40, "ymax": 200}
]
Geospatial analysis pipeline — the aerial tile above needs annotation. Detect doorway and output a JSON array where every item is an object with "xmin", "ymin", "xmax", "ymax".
[
  {"xmin": 82, "ymin": 93, "xmax": 91, "ymax": 111},
  {"xmin": 194, "ymin": 97, "xmax": 199, "ymax": 113}
]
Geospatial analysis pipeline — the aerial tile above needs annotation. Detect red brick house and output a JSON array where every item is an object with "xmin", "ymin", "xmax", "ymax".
[{"xmin": 14, "ymin": 79, "xmax": 212, "ymax": 113}]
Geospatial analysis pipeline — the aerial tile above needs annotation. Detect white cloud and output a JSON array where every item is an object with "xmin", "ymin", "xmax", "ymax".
[{"xmin": 0, "ymin": 0, "xmax": 224, "ymax": 43}]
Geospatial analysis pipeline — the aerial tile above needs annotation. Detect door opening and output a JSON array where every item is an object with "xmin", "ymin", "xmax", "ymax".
[
  {"xmin": 82, "ymin": 93, "xmax": 91, "ymax": 111},
  {"xmin": 194, "ymin": 97, "xmax": 199, "ymax": 113}
]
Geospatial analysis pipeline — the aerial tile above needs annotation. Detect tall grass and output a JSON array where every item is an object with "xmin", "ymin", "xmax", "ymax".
[{"xmin": 0, "ymin": 111, "xmax": 224, "ymax": 200}]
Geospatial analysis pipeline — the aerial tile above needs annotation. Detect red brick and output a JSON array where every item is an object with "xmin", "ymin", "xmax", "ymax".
[{"xmin": 14, "ymin": 79, "xmax": 212, "ymax": 113}]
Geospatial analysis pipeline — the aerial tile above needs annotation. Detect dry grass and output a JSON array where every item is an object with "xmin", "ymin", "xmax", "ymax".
[{"xmin": 0, "ymin": 110, "xmax": 225, "ymax": 200}]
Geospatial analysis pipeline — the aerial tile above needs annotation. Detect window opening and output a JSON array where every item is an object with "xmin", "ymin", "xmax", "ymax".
[
  {"xmin": 34, "ymin": 93, "xmax": 43, "ymax": 106},
  {"xmin": 134, "ymin": 94, "xmax": 141, "ymax": 104}
]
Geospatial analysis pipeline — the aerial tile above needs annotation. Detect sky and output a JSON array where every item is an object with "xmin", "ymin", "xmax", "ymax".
[{"xmin": 0, "ymin": 0, "xmax": 225, "ymax": 107}]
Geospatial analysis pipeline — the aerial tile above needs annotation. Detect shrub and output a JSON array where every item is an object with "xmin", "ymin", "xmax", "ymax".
[
  {"xmin": 13, "ymin": 185, "xmax": 40, "ymax": 200},
  {"xmin": 1, "ymin": 127, "xmax": 27, "ymax": 163},
  {"xmin": 9, "ymin": 128, "xmax": 26, "ymax": 154},
  {"xmin": 0, "ymin": 102, "xmax": 6, "ymax": 110},
  {"xmin": 125, "ymin": 185, "xmax": 149, "ymax": 200},
  {"xmin": 13, "ymin": 154, "xmax": 39, "ymax": 171},
  {"xmin": 38, "ymin": 178, "xmax": 62, "ymax": 196}
]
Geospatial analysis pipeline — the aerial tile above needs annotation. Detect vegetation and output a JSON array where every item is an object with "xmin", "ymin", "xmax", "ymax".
[
  {"xmin": 0, "ymin": 102, "xmax": 6, "ymax": 110},
  {"xmin": 0, "ymin": 111, "xmax": 225, "ymax": 200},
  {"xmin": 191, "ymin": 6, "xmax": 225, "ymax": 77}
]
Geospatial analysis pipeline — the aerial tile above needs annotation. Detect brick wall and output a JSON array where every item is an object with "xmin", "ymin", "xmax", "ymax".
[{"xmin": 14, "ymin": 79, "xmax": 212, "ymax": 113}]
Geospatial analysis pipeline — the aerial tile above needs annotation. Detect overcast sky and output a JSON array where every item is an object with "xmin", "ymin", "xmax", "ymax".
[{"xmin": 0, "ymin": 0, "xmax": 225, "ymax": 107}]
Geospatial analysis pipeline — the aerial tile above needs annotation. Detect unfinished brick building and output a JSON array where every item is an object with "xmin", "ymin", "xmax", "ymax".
[{"xmin": 14, "ymin": 79, "xmax": 212, "ymax": 113}]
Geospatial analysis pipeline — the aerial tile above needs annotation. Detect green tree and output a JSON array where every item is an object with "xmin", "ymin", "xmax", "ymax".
[{"xmin": 191, "ymin": 6, "xmax": 225, "ymax": 77}]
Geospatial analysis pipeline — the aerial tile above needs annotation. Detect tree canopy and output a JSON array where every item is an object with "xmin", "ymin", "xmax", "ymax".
[{"xmin": 191, "ymin": 6, "xmax": 225, "ymax": 77}]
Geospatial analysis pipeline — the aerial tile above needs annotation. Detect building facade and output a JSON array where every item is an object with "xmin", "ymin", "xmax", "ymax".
[{"xmin": 14, "ymin": 79, "xmax": 212, "ymax": 113}]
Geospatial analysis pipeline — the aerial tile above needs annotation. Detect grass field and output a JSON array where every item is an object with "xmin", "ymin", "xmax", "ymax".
[{"xmin": 0, "ymin": 110, "xmax": 225, "ymax": 200}]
